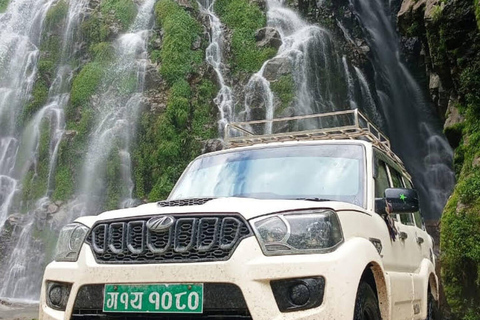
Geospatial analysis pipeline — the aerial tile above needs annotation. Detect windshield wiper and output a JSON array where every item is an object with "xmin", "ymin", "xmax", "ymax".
[{"xmin": 294, "ymin": 197, "xmax": 332, "ymax": 202}]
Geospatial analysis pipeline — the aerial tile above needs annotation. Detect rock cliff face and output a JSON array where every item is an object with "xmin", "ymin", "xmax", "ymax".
[
  {"xmin": 0, "ymin": 0, "xmax": 465, "ymax": 304},
  {"xmin": 398, "ymin": 0, "xmax": 480, "ymax": 318}
]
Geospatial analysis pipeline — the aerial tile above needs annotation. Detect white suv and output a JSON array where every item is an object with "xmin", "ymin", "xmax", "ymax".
[{"xmin": 40, "ymin": 110, "xmax": 438, "ymax": 320}]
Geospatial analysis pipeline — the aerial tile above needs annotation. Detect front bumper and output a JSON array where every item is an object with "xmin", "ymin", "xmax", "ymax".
[{"xmin": 40, "ymin": 237, "xmax": 371, "ymax": 320}]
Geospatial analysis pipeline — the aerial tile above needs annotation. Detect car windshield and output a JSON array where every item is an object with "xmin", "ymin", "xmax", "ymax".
[{"xmin": 169, "ymin": 144, "xmax": 366, "ymax": 207}]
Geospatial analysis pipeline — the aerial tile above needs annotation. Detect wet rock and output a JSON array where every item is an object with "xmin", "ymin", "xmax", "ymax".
[
  {"xmin": 250, "ymin": 0, "xmax": 266, "ymax": 11},
  {"xmin": 192, "ymin": 35, "xmax": 202, "ymax": 50},
  {"xmin": 355, "ymin": 39, "xmax": 371, "ymax": 54},
  {"xmin": 203, "ymin": 139, "xmax": 224, "ymax": 153},
  {"xmin": 424, "ymin": 0, "xmax": 444, "ymax": 22},
  {"xmin": 263, "ymin": 57, "xmax": 292, "ymax": 81},
  {"xmin": 473, "ymin": 156, "xmax": 480, "ymax": 168},
  {"xmin": 429, "ymin": 73, "xmax": 441, "ymax": 90},
  {"xmin": 6, "ymin": 214, "xmax": 23, "ymax": 227},
  {"xmin": 144, "ymin": 62, "xmax": 162, "ymax": 90},
  {"xmin": 143, "ymin": 89, "xmax": 168, "ymax": 114},
  {"xmin": 255, "ymin": 27, "xmax": 282, "ymax": 49},
  {"xmin": 175, "ymin": 0, "xmax": 194, "ymax": 12},
  {"xmin": 64, "ymin": 130, "xmax": 77, "ymax": 139},
  {"xmin": 47, "ymin": 203, "xmax": 59, "ymax": 214},
  {"xmin": 444, "ymin": 99, "xmax": 465, "ymax": 128},
  {"xmin": 443, "ymin": 98, "xmax": 465, "ymax": 148}
]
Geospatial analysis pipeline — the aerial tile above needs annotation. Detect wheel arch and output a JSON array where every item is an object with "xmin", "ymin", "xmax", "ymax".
[
  {"xmin": 429, "ymin": 272, "xmax": 439, "ymax": 301},
  {"xmin": 360, "ymin": 262, "xmax": 390, "ymax": 320}
]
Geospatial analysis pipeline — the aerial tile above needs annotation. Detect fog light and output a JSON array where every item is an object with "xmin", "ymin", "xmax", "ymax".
[
  {"xmin": 49, "ymin": 286, "xmax": 63, "ymax": 306},
  {"xmin": 271, "ymin": 277, "xmax": 325, "ymax": 312},
  {"xmin": 46, "ymin": 281, "xmax": 72, "ymax": 311},
  {"xmin": 290, "ymin": 283, "xmax": 310, "ymax": 306}
]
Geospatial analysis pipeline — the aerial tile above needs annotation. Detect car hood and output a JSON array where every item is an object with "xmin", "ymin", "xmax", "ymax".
[{"xmin": 75, "ymin": 197, "xmax": 366, "ymax": 227}]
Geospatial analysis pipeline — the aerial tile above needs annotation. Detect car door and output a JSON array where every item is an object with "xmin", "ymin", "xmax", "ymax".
[{"xmin": 374, "ymin": 155, "xmax": 415, "ymax": 319}]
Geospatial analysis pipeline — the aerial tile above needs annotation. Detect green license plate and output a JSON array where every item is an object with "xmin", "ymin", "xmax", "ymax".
[{"xmin": 103, "ymin": 284, "xmax": 203, "ymax": 313}]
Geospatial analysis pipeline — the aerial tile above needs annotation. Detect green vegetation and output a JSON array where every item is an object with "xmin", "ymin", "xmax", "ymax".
[
  {"xmin": 81, "ymin": 0, "xmax": 137, "ymax": 46},
  {"xmin": 21, "ymin": 1, "xmax": 67, "ymax": 124},
  {"xmin": 155, "ymin": 0, "xmax": 203, "ymax": 84},
  {"xmin": 441, "ymin": 48, "xmax": 480, "ymax": 320},
  {"xmin": 132, "ymin": 0, "xmax": 217, "ymax": 201},
  {"xmin": 45, "ymin": 0, "xmax": 68, "ymax": 27},
  {"xmin": 271, "ymin": 75, "xmax": 295, "ymax": 115},
  {"xmin": 21, "ymin": 120, "xmax": 51, "ymax": 207},
  {"xmin": 0, "ymin": 0, "xmax": 9, "ymax": 13},
  {"xmin": 100, "ymin": 0, "xmax": 137, "ymax": 31},
  {"xmin": 69, "ymin": 62, "xmax": 104, "ymax": 111},
  {"xmin": 475, "ymin": 0, "xmax": 480, "ymax": 30},
  {"xmin": 214, "ymin": 0, "xmax": 276, "ymax": 73}
]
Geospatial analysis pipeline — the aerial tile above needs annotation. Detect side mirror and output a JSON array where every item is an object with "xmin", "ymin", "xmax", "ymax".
[{"xmin": 375, "ymin": 188, "xmax": 419, "ymax": 215}]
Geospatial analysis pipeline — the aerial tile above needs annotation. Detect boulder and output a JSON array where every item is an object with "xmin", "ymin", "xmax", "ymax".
[
  {"xmin": 444, "ymin": 99, "xmax": 465, "ymax": 128},
  {"xmin": 255, "ymin": 27, "xmax": 282, "ymax": 49},
  {"xmin": 64, "ymin": 130, "xmax": 77, "ymax": 139},
  {"xmin": 47, "ymin": 203, "xmax": 59, "ymax": 214},
  {"xmin": 263, "ymin": 57, "xmax": 292, "ymax": 81},
  {"xmin": 6, "ymin": 213, "xmax": 23, "ymax": 227}
]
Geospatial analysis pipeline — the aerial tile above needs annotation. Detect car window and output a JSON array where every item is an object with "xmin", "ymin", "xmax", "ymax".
[
  {"xmin": 403, "ymin": 178, "xmax": 424, "ymax": 229},
  {"xmin": 375, "ymin": 160, "xmax": 389, "ymax": 198},
  {"xmin": 388, "ymin": 166, "xmax": 404, "ymax": 188}
]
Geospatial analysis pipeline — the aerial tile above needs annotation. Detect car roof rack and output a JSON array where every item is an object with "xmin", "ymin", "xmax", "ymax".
[{"xmin": 224, "ymin": 109, "xmax": 406, "ymax": 169}]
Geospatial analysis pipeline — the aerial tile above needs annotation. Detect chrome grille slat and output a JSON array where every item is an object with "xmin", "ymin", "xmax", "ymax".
[{"xmin": 86, "ymin": 214, "xmax": 252, "ymax": 264}]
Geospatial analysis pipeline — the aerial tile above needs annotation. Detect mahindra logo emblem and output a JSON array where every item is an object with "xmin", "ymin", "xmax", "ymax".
[{"xmin": 146, "ymin": 215, "xmax": 175, "ymax": 232}]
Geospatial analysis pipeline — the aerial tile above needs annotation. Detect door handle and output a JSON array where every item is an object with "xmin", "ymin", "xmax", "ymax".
[
  {"xmin": 416, "ymin": 237, "xmax": 424, "ymax": 245},
  {"xmin": 399, "ymin": 231, "xmax": 408, "ymax": 240}
]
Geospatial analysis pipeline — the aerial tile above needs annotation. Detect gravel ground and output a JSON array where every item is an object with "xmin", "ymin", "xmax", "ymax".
[{"xmin": 0, "ymin": 299, "xmax": 38, "ymax": 320}]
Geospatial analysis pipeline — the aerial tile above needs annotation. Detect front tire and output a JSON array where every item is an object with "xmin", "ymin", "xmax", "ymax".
[{"xmin": 354, "ymin": 281, "xmax": 382, "ymax": 320}]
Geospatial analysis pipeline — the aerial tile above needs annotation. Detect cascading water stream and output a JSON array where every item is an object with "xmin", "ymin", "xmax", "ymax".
[
  {"xmin": 243, "ymin": 0, "xmax": 383, "ymax": 133},
  {"xmin": 198, "ymin": 0, "xmax": 234, "ymax": 136},
  {"xmin": 0, "ymin": 0, "xmax": 56, "ymax": 230},
  {"xmin": 349, "ymin": 0, "xmax": 455, "ymax": 218},
  {"xmin": 0, "ymin": 0, "xmax": 90, "ymax": 300},
  {"xmin": 74, "ymin": 0, "xmax": 156, "ymax": 218},
  {"xmin": 342, "ymin": 56, "xmax": 357, "ymax": 110}
]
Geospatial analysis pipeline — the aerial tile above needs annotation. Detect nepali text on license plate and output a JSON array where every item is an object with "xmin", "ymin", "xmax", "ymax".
[{"xmin": 103, "ymin": 284, "xmax": 203, "ymax": 313}]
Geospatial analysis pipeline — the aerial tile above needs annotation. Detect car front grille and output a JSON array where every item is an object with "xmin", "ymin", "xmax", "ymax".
[{"xmin": 85, "ymin": 214, "xmax": 252, "ymax": 264}]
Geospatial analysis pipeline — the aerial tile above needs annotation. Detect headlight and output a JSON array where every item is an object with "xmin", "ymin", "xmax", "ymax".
[
  {"xmin": 55, "ymin": 223, "xmax": 89, "ymax": 262},
  {"xmin": 251, "ymin": 210, "xmax": 343, "ymax": 256}
]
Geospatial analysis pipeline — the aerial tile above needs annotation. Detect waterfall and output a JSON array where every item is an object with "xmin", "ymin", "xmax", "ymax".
[
  {"xmin": 198, "ymin": 0, "xmax": 234, "ymax": 136},
  {"xmin": 0, "ymin": 0, "xmax": 56, "ymax": 229},
  {"xmin": 74, "ymin": 0, "xmax": 156, "ymax": 218},
  {"xmin": 0, "ymin": 0, "xmax": 89, "ymax": 300},
  {"xmin": 342, "ymin": 56, "xmax": 357, "ymax": 110},
  {"xmin": 242, "ymin": 0, "xmax": 383, "ymax": 133},
  {"xmin": 349, "ymin": 0, "xmax": 455, "ymax": 218}
]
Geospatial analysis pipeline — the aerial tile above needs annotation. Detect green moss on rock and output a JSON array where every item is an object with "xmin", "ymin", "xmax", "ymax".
[
  {"xmin": 69, "ymin": 62, "xmax": 105, "ymax": 111},
  {"xmin": 441, "ymin": 55, "xmax": 480, "ymax": 320},
  {"xmin": 100, "ymin": 0, "xmax": 137, "ymax": 31},
  {"xmin": 155, "ymin": 0, "xmax": 203, "ymax": 85},
  {"xmin": 271, "ymin": 75, "xmax": 295, "ymax": 115},
  {"xmin": 214, "ymin": 0, "xmax": 276, "ymax": 73},
  {"xmin": 45, "ymin": 0, "xmax": 68, "ymax": 27},
  {"xmin": 474, "ymin": 0, "xmax": 480, "ymax": 30},
  {"xmin": 0, "ymin": 0, "xmax": 9, "ymax": 13}
]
